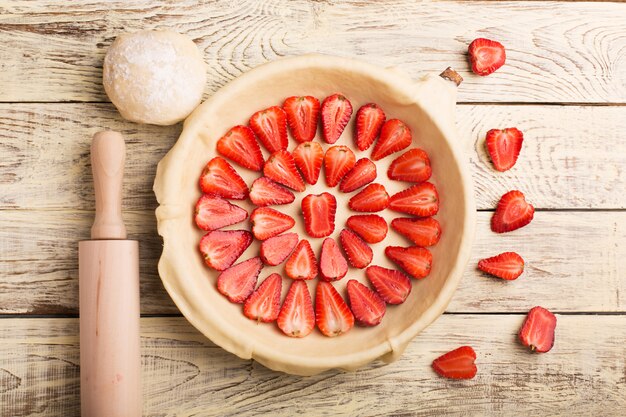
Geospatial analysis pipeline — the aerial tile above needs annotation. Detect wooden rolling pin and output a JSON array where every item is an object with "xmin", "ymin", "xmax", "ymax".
[{"xmin": 79, "ymin": 131, "xmax": 142, "ymax": 417}]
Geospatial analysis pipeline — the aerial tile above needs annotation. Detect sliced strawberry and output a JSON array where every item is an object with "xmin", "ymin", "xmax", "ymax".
[
  {"xmin": 346, "ymin": 280, "xmax": 386, "ymax": 326},
  {"xmin": 217, "ymin": 257, "xmax": 263, "ymax": 303},
  {"xmin": 216, "ymin": 125, "xmax": 264, "ymax": 171},
  {"xmin": 391, "ymin": 217, "xmax": 441, "ymax": 247},
  {"xmin": 348, "ymin": 183, "xmax": 390, "ymax": 212},
  {"xmin": 324, "ymin": 145, "xmax": 356, "ymax": 187},
  {"xmin": 486, "ymin": 128, "xmax": 524, "ymax": 172},
  {"xmin": 199, "ymin": 230, "xmax": 253, "ymax": 271},
  {"xmin": 389, "ymin": 182, "xmax": 439, "ymax": 217},
  {"xmin": 283, "ymin": 95, "xmax": 320, "ymax": 143},
  {"xmin": 385, "ymin": 246, "xmax": 432, "ymax": 279},
  {"xmin": 285, "ymin": 240, "xmax": 318, "ymax": 280},
  {"xmin": 199, "ymin": 157, "xmax": 248, "ymax": 200},
  {"xmin": 366, "ymin": 265, "xmax": 412, "ymax": 305},
  {"xmin": 355, "ymin": 103, "xmax": 385, "ymax": 151},
  {"xmin": 292, "ymin": 141, "xmax": 323, "ymax": 185},
  {"xmin": 518, "ymin": 306, "xmax": 557, "ymax": 353},
  {"xmin": 478, "ymin": 252, "xmax": 524, "ymax": 280},
  {"xmin": 243, "ymin": 273, "xmax": 282, "ymax": 322},
  {"xmin": 315, "ymin": 281, "xmax": 354, "ymax": 337},
  {"xmin": 194, "ymin": 194, "xmax": 248, "ymax": 231},
  {"xmin": 321, "ymin": 93, "xmax": 353, "ymax": 144},
  {"xmin": 260, "ymin": 232, "xmax": 299, "ymax": 266},
  {"xmin": 491, "ymin": 190, "xmax": 534, "ymax": 233},
  {"xmin": 371, "ymin": 119, "xmax": 412, "ymax": 161},
  {"xmin": 302, "ymin": 192, "xmax": 337, "ymax": 238},
  {"xmin": 339, "ymin": 158, "xmax": 377, "ymax": 193},
  {"xmin": 346, "ymin": 214, "xmax": 388, "ymax": 243},
  {"xmin": 277, "ymin": 280, "xmax": 315, "ymax": 338},
  {"xmin": 432, "ymin": 346, "xmax": 477, "ymax": 380},
  {"xmin": 250, "ymin": 207, "xmax": 295, "ymax": 241},
  {"xmin": 263, "ymin": 150, "xmax": 306, "ymax": 192},
  {"xmin": 248, "ymin": 177, "xmax": 295, "ymax": 207},
  {"xmin": 468, "ymin": 38, "xmax": 506, "ymax": 76},
  {"xmin": 340, "ymin": 229, "xmax": 373, "ymax": 269},
  {"xmin": 249, "ymin": 106, "xmax": 288, "ymax": 153},
  {"xmin": 319, "ymin": 238, "xmax": 348, "ymax": 282},
  {"xmin": 387, "ymin": 148, "xmax": 431, "ymax": 183}
]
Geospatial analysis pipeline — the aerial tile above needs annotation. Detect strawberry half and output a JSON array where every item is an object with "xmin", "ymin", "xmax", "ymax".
[
  {"xmin": 340, "ymin": 229, "xmax": 373, "ymax": 269},
  {"xmin": 486, "ymin": 128, "xmax": 524, "ymax": 172},
  {"xmin": 243, "ymin": 273, "xmax": 282, "ymax": 322},
  {"xmin": 199, "ymin": 230, "xmax": 253, "ymax": 271},
  {"xmin": 478, "ymin": 252, "xmax": 524, "ymax": 280},
  {"xmin": 283, "ymin": 96, "xmax": 320, "ymax": 143},
  {"xmin": 346, "ymin": 280, "xmax": 386, "ymax": 326},
  {"xmin": 432, "ymin": 346, "xmax": 477, "ymax": 380},
  {"xmin": 346, "ymin": 214, "xmax": 388, "ymax": 243},
  {"xmin": 366, "ymin": 265, "xmax": 412, "ymax": 305},
  {"xmin": 385, "ymin": 246, "xmax": 432, "ymax": 279},
  {"xmin": 249, "ymin": 177, "xmax": 295, "ymax": 207},
  {"xmin": 387, "ymin": 148, "xmax": 431, "ymax": 183},
  {"xmin": 355, "ymin": 103, "xmax": 386, "ymax": 151},
  {"xmin": 263, "ymin": 150, "xmax": 306, "ymax": 192},
  {"xmin": 216, "ymin": 125, "xmax": 264, "ymax": 171},
  {"xmin": 348, "ymin": 183, "xmax": 390, "ymax": 212},
  {"xmin": 319, "ymin": 238, "xmax": 348, "ymax": 282},
  {"xmin": 217, "ymin": 257, "xmax": 263, "ymax": 303},
  {"xmin": 321, "ymin": 93, "xmax": 353, "ymax": 144},
  {"xmin": 285, "ymin": 240, "xmax": 318, "ymax": 280},
  {"xmin": 315, "ymin": 281, "xmax": 354, "ymax": 337},
  {"xmin": 293, "ymin": 141, "xmax": 323, "ymax": 185},
  {"xmin": 260, "ymin": 232, "xmax": 299, "ymax": 266},
  {"xmin": 302, "ymin": 192, "xmax": 337, "ymax": 238},
  {"xmin": 250, "ymin": 207, "xmax": 295, "ymax": 241},
  {"xmin": 194, "ymin": 194, "xmax": 248, "ymax": 231},
  {"xmin": 491, "ymin": 190, "xmax": 534, "ymax": 233},
  {"xmin": 371, "ymin": 119, "xmax": 412, "ymax": 161},
  {"xmin": 389, "ymin": 182, "xmax": 439, "ymax": 217},
  {"xmin": 518, "ymin": 306, "xmax": 557, "ymax": 353},
  {"xmin": 277, "ymin": 280, "xmax": 315, "ymax": 338},
  {"xmin": 324, "ymin": 145, "xmax": 356, "ymax": 188},
  {"xmin": 391, "ymin": 217, "xmax": 441, "ymax": 247},
  {"xmin": 468, "ymin": 38, "xmax": 506, "ymax": 76},
  {"xmin": 339, "ymin": 158, "xmax": 377, "ymax": 193},
  {"xmin": 199, "ymin": 157, "xmax": 248, "ymax": 200},
  {"xmin": 249, "ymin": 106, "xmax": 288, "ymax": 153}
]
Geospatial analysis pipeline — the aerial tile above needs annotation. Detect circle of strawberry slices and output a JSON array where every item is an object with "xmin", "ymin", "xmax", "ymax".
[{"xmin": 195, "ymin": 93, "xmax": 441, "ymax": 338}]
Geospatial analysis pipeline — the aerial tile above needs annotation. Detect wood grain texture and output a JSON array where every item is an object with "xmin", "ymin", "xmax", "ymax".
[{"xmin": 1, "ymin": 1, "xmax": 625, "ymax": 103}]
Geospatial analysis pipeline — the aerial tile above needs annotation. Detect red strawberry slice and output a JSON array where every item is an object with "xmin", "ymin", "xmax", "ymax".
[
  {"xmin": 389, "ymin": 182, "xmax": 439, "ymax": 217},
  {"xmin": 391, "ymin": 217, "xmax": 441, "ymax": 247},
  {"xmin": 250, "ymin": 207, "xmax": 295, "ymax": 241},
  {"xmin": 260, "ymin": 232, "xmax": 299, "ymax": 266},
  {"xmin": 339, "ymin": 158, "xmax": 377, "ymax": 193},
  {"xmin": 468, "ymin": 38, "xmax": 506, "ymax": 76},
  {"xmin": 366, "ymin": 265, "xmax": 412, "ymax": 305},
  {"xmin": 478, "ymin": 252, "xmax": 524, "ymax": 280},
  {"xmin": 283, "ymin": 95, "xmax": 320, "ymax": 143},
  {"xmin": 243, "ymin": 273, "xmax": 282, "ymax": 322},
  {"xmin": 263, "ymin": 150, "xmax": 306, "ymax": 192},
  {"xmin": 277, "ymin": 280, "xmax": 315, "ymax": 338},
  {"xmin": 371, "ymin": 119, "xmax": 412, "ymax": 161},
  {"xmin": 321, "ymin": 93, "xmax": 353, "ymax": 144},
  {"xmin": 199, "ymin": 157, "xmax": 248, "ymax": 200},
  {"xmin": 199, "ymin": 230, "xmax": 253, "ymax": 271},
  {"xmin": 491, "ymin": 190, "xmax": 534, "ymax": 233},
  {"xmin": 340, "ymin": 229, "xmax": 373, "ymax": 269},
  {"xmin": 249, "ymin": 106, "xmax": 288, "ymax": 153},
  {"xmin": 217, "ymin": 257, "xmax": 263, "ymax": 303},
  {"xmin": 518, "ymin": 306, "xmax": 557, "ymax": 353},
  {"xmin": 432, "ymin": 346, "xmax": 477, "ymax": 380},
  {"xmin": 346, "ymin": 280, "xmax": 386, "ymax": 327},
  {"xmin": 348, "ymin": 183, "xmax": 390, "ymax": 212},
  {"xmin": 346, "ymin": 214, "xmax": 388, "ymax": 243},
  {"xmin": 387, "ymin": 148, "xmax": 431, "ymax": 183},
  {"xmin": 315, "ymin": 281, "xmax": 354, "ymax": 337},
  {"xmin": 486, "ymin": 128, "xmax": 524, "ymax": 172},
  {"xmin": 292, "ymin": 141, "xmax": 324, "ymax": 185},
  {"xmin": 216, "ymin": 125, "xmax": 264, "ymax": 171},
  {"xmin": 324, "ymin": 145, "xmax": 356, "ymax": 187},
  {"xmin": 355, "ymin": 103, "xmax": 385, "ymax": 151},
  {"xmin": 249, "ymin": 177, "xmax": 295, "ymax": 207},
  {"xmin": 194, "ymin": 194, "xmax": 248, "ymax": 231},
  {"xmin": 302, "ymin": 192, "xmax": 337, "ymax": 238},
  {"xmin": 319, "ymin": 238, "xmax": 348, "ymax": 282},
  {"xmin": 285, "ymin": 240, "xmax": 318, "ymax": 280},
  {"xmin": 385, "ymin": 246, "xmax": 432, "ymax": 279}
]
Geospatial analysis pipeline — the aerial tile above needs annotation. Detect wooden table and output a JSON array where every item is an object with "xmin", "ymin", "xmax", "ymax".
[{"xmin": 1, "ymin": 1, "xmax": 625, "ymax": 415}]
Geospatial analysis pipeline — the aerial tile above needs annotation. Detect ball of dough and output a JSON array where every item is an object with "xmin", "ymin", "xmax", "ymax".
[{"xmin": 103, "ymin": 30, "xmax": 207, "ymax": 126}]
